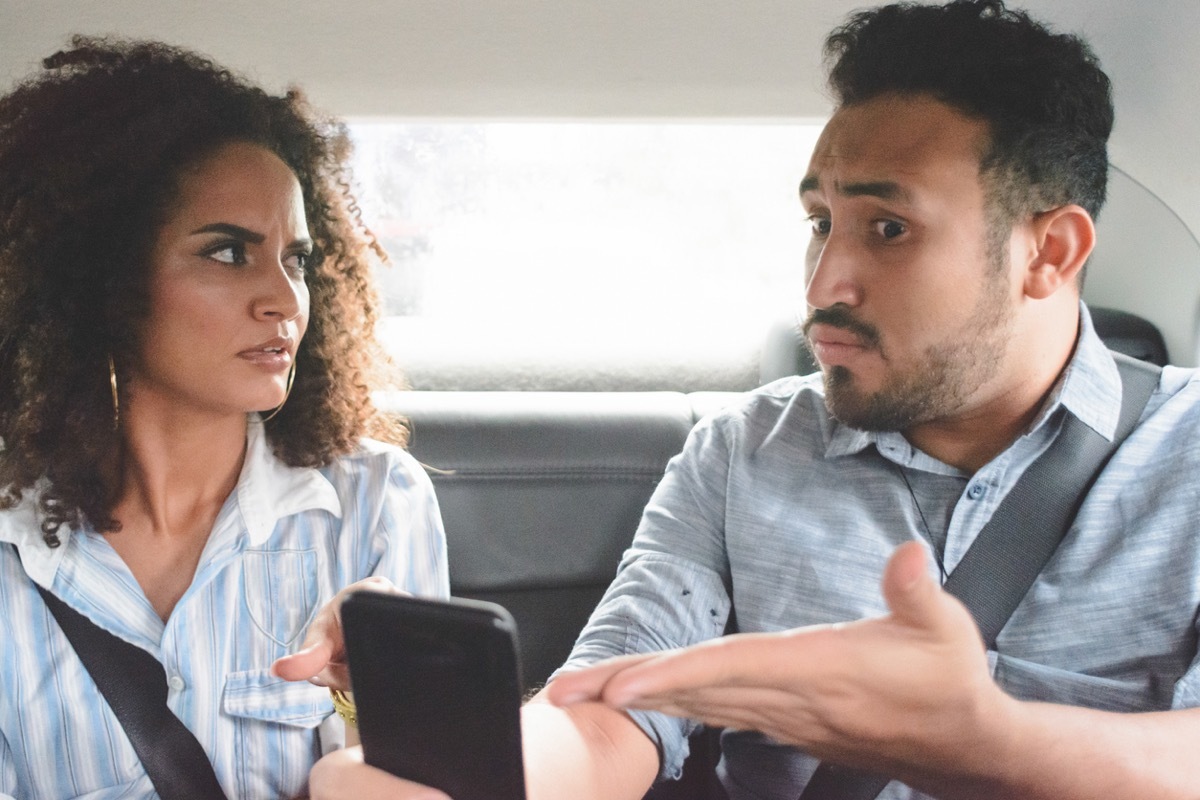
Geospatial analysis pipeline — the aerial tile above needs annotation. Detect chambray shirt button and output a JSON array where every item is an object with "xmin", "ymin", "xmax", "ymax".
[
  {"xmin": 967, "ymin": 483, "xmax": 987, "ymax": 500},
  {"xmin": 167, "ymin": 675, "xmax": 185, "ymax": 692}
]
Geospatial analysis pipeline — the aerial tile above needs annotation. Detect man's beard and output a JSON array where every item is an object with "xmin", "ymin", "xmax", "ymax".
[{"xmin": 803, "ymin": 273, "xmax": 1013, "ymax": 432}]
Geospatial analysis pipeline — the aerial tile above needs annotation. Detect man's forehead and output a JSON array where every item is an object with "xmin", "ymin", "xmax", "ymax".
[{"xmin": 801, "ymin": 95, "xmax": 987, "ymax": 197}]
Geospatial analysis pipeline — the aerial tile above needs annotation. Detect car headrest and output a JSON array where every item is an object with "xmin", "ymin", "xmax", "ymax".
[{"xmin": 1089, "ymin": 307, "xmax": 1169, "ymax": 365}]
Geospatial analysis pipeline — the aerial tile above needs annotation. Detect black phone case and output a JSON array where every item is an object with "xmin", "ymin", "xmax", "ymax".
[{"xmin": 341, "ymin": 591, "xmax": 526, "ymax": 800}]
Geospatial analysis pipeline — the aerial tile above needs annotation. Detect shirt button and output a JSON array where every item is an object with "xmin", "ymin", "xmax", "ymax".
[
  {"xmin": 167, "ymin": 676, "xmax": 186, "ymax": 692},
  {"xmin": 967, "ymin": 483, "xmax": 986, "ymax": 500}
]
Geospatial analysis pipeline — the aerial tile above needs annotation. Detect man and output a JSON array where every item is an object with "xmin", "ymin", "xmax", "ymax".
[{"xmin": 283, "ymin": 2, "xmax": 1200, "ymax": 797}]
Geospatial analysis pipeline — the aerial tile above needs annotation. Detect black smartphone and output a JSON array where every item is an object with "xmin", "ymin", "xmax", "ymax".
[{"xmin": 340, "ymin": 591, "xmax": 526, "ymax": 800}]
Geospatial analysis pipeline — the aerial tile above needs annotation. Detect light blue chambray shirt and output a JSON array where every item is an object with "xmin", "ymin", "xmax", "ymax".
[
  {"xmin": 0, "ymin": 419, "xmax": 448, "ymax": 799},
  {"xmin": 558, "ymin": 304, "xmax": 1200, "ymax": 800}
]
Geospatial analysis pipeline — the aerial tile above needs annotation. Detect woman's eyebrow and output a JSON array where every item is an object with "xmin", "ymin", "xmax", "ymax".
[{"xmin": 189, "ymin": 222, "xmax": 265, "ymax": 243}]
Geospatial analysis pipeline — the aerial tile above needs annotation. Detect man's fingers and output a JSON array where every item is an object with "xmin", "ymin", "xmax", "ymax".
[
  {"xmin": 622, "ymin": 684, "xmax": 809, "ymax": 721},
  {"xmin": 880, "ymin": 541, "xmax": 937, "ymax": 625},
  {"xmin": 546, "ymin": 652, "xmax": 663, "ymax": 706},
  {"xmin": 881, "ymin": 541, "xmax": 978, "ymax": 641},
  {"xmin": 596, "ymin": 631, "xmax": 831, "ymax": 707}
]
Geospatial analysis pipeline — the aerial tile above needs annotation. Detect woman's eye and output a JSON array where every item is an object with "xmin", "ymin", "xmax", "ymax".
[
  {"xmin": 807, "ymin": 215, "xmax": 832, "ymax": 237},
  {"xmin": 285, "ymin": 251, "xmax": 311, "ymax": 274},
  {"xmin": 874, "ymin": 219, "xmax": 906, "ymax": 239},
  {"xmin": 205, "ymin": 242, "xmax": 247, "ymax": 265}
]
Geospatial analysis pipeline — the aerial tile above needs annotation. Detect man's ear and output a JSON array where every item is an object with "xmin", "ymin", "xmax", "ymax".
[{"xmin": 1021, "ymin": 204, "xmax": 1096, "ymax": 300}]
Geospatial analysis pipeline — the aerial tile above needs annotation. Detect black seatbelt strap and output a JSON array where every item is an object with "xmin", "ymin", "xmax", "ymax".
[
  {"xmin": 30, "ymin": 576, "xmax": 229, "ymax": 800},
  {"xmin": 799, "ymin": 353, "xmax": 1161, "ymax": 800}
]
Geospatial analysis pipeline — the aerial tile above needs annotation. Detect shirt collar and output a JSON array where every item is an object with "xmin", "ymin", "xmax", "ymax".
[
  {"xmin": 0, "ymin": 418, "xmax": 343, "ymax": 585},
  {"xmin": 237, "ymin": 416, "xmax": 342, "ymax": 546},
  {"xmin": 1051, "ymin": 302, "xmax": 1121, "ymax": 441},
  {"xmin": 824, "ymin": 301, "xmax": 1121, "ymax": 461},
  {"xmin": 0, "ymin": 479, "xmax": 63, "ymax": 588}
]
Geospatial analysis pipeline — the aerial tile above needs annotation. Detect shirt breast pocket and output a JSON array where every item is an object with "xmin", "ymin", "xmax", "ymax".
[
  {"xmin": 993, "ymin": 654, "xmax": 1167, "ymax": 712},
  {"xmin": 223, "ymin": 669, "xmax": 333, "ymax": 797},
  {"xmin": 242, "ymin": 547, "xmax": 320, "ymax": 647},
  {"xmin": 59, "ymin": 779, "xmax": 157, "ymax": 800},
  {"xmin": 61, "ymin": 782, "xmax": 157, "ymax": 800}
]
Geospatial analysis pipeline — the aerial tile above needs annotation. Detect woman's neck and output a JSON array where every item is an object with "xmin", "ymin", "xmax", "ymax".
[{"xmin": 106, "ymin": 397, "xmax": 249, "ymax": 621}]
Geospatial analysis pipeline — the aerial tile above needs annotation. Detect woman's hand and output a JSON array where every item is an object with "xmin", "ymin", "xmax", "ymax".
[
  {"xmin": 271, "ymin": 576, "xmax": 400, "ymax": 690},
  {"xmin": 309, "ymin": 747, "xmax": 450, "ymax": 800}
]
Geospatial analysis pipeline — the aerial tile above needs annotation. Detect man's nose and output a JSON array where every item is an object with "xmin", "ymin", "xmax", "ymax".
[{"xmin": 804, "ymin": 231, "xmax": 862, "ymax": 310}]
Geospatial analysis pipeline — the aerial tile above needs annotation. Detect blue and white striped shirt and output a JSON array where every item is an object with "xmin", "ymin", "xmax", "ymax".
[
  {"xmin": 560, "ymin": 304, "xmax": 1200, "ymax": 800},
  {"xmin": 0, "ymin": 420, "xmax": 448, "ymax": 799}
]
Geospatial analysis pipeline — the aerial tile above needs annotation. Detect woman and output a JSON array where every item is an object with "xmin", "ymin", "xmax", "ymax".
[{"xmin": 0, "ymin": 37, "xmax": 447, "ymax": 798}]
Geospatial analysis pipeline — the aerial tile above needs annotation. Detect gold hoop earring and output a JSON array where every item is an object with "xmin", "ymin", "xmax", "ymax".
[
  {"xmin": 107, "ymin": 355, "xmax": 120, "ymax": 431},
  {"xmin": 260, "ymin": 361, "xmax": 296, "ymax": 423}
]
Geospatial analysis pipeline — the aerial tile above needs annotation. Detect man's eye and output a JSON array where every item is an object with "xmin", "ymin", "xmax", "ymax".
[
  {"xmin": 874, "ymin": 219, "xmax": 906, "ymax": 239},
  {"xmin": 807, "ymin": 215, "xmax": 832, "ymax": 237},
  {"xmin": 205, "ymin": 242, "xmax": 247, "ymax": 265}
]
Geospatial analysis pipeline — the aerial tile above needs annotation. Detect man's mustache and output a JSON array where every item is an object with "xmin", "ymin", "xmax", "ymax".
[{"xmin": 801, "ymin": 306, "xmax": 882, "ymax": 350}]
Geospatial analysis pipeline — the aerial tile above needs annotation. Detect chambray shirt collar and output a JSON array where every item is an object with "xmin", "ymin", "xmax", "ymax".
[
  {"xmin": 0, "ymin": 416, "xmax": 343, "ymax": 586},
  {"xmin": 1053, "ymin": 302, "xmax": 1122, "ymax": 441},
  {"xmin": 0, "ymin": 479, "xmax": 61, "ymax": 588},
  {"xmin": 237, "ymin": 415, "xmax": 342, "ymax": 546},
  {"xmin": 825, "ymin": 302, "xmax": 1121, "ymax": 462}
]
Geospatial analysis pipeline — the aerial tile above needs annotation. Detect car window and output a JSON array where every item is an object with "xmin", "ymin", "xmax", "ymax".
[{"xmin": 349, "ymin": 121, "xmax": 824, "ymax": 391}]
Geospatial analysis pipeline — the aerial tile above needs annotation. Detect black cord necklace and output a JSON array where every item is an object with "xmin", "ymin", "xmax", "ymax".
[{"xmin": 894, "ymin": 463, "xmax": 949, "ymax": 582}]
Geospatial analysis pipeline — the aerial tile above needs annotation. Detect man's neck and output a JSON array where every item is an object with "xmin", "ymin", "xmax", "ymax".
[
  {"xmin": 904, "ymin": 355, "xmax": 1074, "ymax": 474},
  {"xmin": 905, "ymin": 298, "xmax": 1083, "ymax": 473},
  {"xmin": 903, "ymin": 398, "xmax": 1046, "ymax": 473}
]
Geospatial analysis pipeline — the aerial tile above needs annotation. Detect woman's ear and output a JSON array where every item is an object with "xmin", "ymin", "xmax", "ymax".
[{"xmin": 1021, "ymin": 204, "xmax": 1096, "ymax": 300}]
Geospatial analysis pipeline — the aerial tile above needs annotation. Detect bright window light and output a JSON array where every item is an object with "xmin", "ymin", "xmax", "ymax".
[{"xmin": 348, "ymin": 121, "xmax": 824, "ymax": 390}]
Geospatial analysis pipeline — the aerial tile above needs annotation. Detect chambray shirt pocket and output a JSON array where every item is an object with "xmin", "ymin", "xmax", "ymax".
[
  {"xmin": 224, "ymin": 668, "xmax": 332, "ymax": 725},
  {"xmin": 241, "ymin": 548, "xmax": 320, "ymax": 647},
  {"xmin": 223, "ymin": 669, "xmax": 333, "ymax": 797},
  {"xmin": 993, "ymin": 654, "xmax": 1162, "ymax": 712},
  {"xmin": 0, "ymin": 765, "xmax": 150, "ymax": 800},
  {"xmin": 65, "ymin": 781, "xmax": 154, "ymax": 800}
]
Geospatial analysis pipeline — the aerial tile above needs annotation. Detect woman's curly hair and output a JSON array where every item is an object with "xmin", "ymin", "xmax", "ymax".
[{"xmin": 0, "ymin": 36, "xmax": 406, "ymax": 546}]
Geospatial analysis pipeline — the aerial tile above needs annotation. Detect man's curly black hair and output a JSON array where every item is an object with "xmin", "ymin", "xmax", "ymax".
[
  {"xmin": 824, "ymin": 0, "xmax": 1113, "ymax": 246},
  {"xmin": 0, "ymin": 36, "xmax": 406, "ymax": 546}
]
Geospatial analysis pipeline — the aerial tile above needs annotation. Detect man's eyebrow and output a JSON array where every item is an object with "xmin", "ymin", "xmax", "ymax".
[
  {"xmin": 797, "ymin": 177, "xmax": 912, "ymax": 204},
  {"xmin": 838, "ymin": 180, "xmax": 912, "ymax": 202},
  {"xmin": 189, "ymin": 222, "xmax": 266, "ymax": 244}
]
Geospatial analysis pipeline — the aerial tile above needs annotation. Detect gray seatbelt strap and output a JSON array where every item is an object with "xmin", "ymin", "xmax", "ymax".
[
  {"xmin": 11, "ymin": 545, "xmax": 230, "ymax": 800},
  {"xmin": 799, "ymin": 353, "xmax": 1161, "ymax": 800},
  {"xmin": 35, "ymin": 584, "xmax": 230, "ymax": 800}
]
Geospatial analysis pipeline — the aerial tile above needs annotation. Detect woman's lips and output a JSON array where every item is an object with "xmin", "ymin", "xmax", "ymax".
[{"xmin": 238, "ymin": 345, "xmax": 292, "ymax": 371}]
